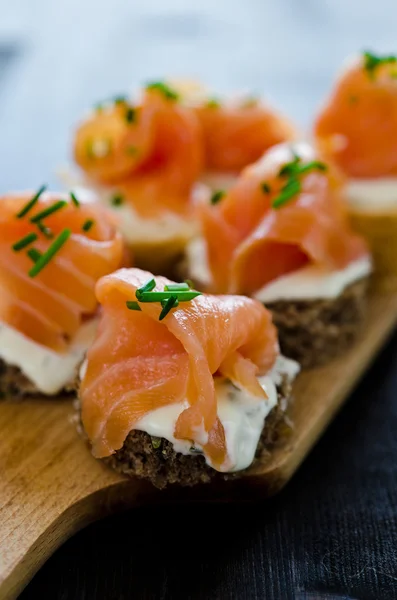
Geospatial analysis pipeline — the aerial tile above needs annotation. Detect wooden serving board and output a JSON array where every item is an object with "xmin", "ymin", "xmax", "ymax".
[{"xmin": 1, "ymin": 289, "xmax": 397, "ymax": 600}]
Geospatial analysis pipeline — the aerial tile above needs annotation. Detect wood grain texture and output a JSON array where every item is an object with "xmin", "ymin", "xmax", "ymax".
[{"xmin": 1, "ymin": 289, "xmax": 397, "ymax": 600}]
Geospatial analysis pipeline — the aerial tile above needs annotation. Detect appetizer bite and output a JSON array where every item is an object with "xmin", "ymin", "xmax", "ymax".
[
  {"xmin": 78, "ymin": 268, "xmax": 299, "ymax": 488},
  {"xmin": 174, "ymin": 80, "xmax": 297, "ymax": 191},
  {"xmin": 186, "ymin": 142, "xmax": 372, "ymax": 368},
  {"xmin": 0, "ymin": 188, "xmax": 124, "ymax": 396},
  {"xmin": 70, "ymin": 81, "xmax": 206, "ymax": 274},
  {"xmin": 315, "ymin": 51, "xmax": 397, "ymax": 281}
]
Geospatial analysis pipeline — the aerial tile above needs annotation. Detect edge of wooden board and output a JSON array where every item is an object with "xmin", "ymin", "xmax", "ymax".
[{"xmin": 1, "ymin": 289, "xmax": 397, "ymax": 599}]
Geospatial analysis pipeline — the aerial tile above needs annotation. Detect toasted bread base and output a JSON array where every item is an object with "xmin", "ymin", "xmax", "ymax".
[
  {"xmin": 268, "ymin": 277, "xmax": 369, "ymax": 369},
  {"xmin": 349, "ymin": 208, "xmax": 397, "ymax": 287},
  {"xmin": 130, "ymin": 236, "xmax": 192, "ymax": 278},
  {"xmin": 0, "ymin": 360, "xmax": 77, "ymax": 398},
  {"xmin": 101, "ymin": 375, "xmax": 293, "ymax": 489}
]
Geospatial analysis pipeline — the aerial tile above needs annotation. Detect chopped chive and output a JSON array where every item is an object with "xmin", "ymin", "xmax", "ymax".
[
  {"xmin": 159, "ymin": 295, "xmax": 179, "ymax": 321},
  {"xmin": 111, "ymin": 194, "xmax": 124, "ymax": 206},
  {"xmin": 28, "ymin": 229, "xmax": 71, "ymax": 278},
  {"xmin": 272, "ymin": 179, "xmax": 301, "ymax": 209},
  {"xmin": 27, "ymin": 248, "xmax": 42, "ymax": 263},
  {"xmin": 126, "ymin": 301, "xmax": 142, "ymax": 311},
  {"xmin": 137, "ymin": 290, "xmax": 201, "ymax": 302},
  {"xmin": 82, "ymin": 219, "xmax": 94, "ymax": 232},
  {"xmin": 114, "ymin": 95, "xmax": 127, "ymax": 105},
  {"xmin": 16, "ymin": 185, "xmax": 47, "ymax": 219},
  {"xmin": 164, "ymin": 283, "xmax": 190, "ymax": 292},
  {"xmin": 206, "ymin": 97, "xmax": 221, "ymax": 109},
  {"xmin": 125, "ymin": 107, "xmax": 136, "ymax": 124},
  {"xmin": 151, "ymin": 437, "xmax": 162, "ymax": 449},
  {"xmin": 146, "ymin": 81, "xmax": 179, "ymax": 101},
  {"xmin": 363, "ymin": 51, "xmax": 397, "ymax": 79},
  {"xmin": 126, "ymin": 145, "xmax": 138, "ymax": 156},
  {"xmin": 70, "ymin": 191, "xmax": 80, "ymax": 207},
  {"xmin": 12, "ymin": 232, "xmax": 38, "ymax": 252},
  {"xmin": 36, "ymin": 221, "xmax": 53, "ymax": 239},
  {"xmin": 279, "ymin": 155, "xmax": 301, "ymax": 177},
  {"xmin": 135, "ymin": 278, "xmax": 156, "ymax": 299},
  {"xmin": 210, "ymin": 189, "xmax": 225, "ymax": 205},
  {"xmin": 261, "ymin": 182, "xmax": 271, "ymax": 194},
  {"xmin": 298, "ymin": 160, "xmax": 327, "ymax": 175},
  {"xmin": 30, "ymin": 200, "xmax": 67, "ymax": 223},
  {"xmin": 184, "ymin": 279, "xmax": 194, "ymax": 288}
]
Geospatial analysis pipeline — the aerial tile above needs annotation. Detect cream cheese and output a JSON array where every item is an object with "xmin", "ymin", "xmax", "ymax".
[
  {"xmin": 0, "ymin": 319, "xmax": 98, "ymax": 395},
  {"xmin": 187, "ymin": 237, "xmax": 371, "ymax": 301},
  {"xmin": 254, "ymin": 255, "xmax": 372, "ymax": 303},
  {"xmin": 59, "ymin": 168, "xmax": 205, "ymax": 245},
  {"xmin": 133, "ymin": 355, "xmax": 299, "ymax": 473},
  {"xmin": 346, "ymin": 177, "xmax": 397, "ymax": 212}
]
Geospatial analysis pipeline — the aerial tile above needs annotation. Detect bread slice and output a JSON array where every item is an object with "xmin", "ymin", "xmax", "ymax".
[
  {"xmin": 0, "ymin": 359, "xmax": 77, "ymax": 398},
  {"xmin": 267, "ymin": 277, "xmax": 369, "ymax": 369},
  {"xmin": 101, "ymin": 374, "xmax": 293, "ymax": 489}
]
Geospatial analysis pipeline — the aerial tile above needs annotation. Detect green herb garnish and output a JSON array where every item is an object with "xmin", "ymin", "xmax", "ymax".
[
  {"xmin": 151, "ymin": 437, "xmax": 162, "ymax": 449},
  {"xmin": 82, "ymin": 219, "xmax": 94, "ymax": 232},
  {"xmin": 272, "ymin": 179, "xmax": 301, "ymax": 209},
  {"xmin": 164, "ymin": 282, "xmax": 190, "ymax": 292},
  {"xmin": 27, "ymin": 248, "xmax": 42, "ymax": 263},
  {"xmin": 30, "ymin": 200, "xmax": 67, "ymax": 224},
  {"xmin": 159, "ymin": 295, "xmax": 179, "ymax": 321},
  {"xmin": 146, "ymin": 81, "xmax": 179, "ymax": 101},
  {"xmin": 272, "ymin": 154, "xmax": 327, "ymax": 209},
  {"xmin": 261, "ymin": 182, "xmax": 271, "ymax": 194},
  {"xmin": 126, "ymin": 145, "xmax": 138, "ymax": 156},
  {"xmin": 114, "ymin": 95, "xmax": 127, "ymax": 104},
  {"xmin": 36, "ymin": 221, "xmax": 53, "ymax": 239},
  {"xmin": 210, "ymin": 189, "xmax": 225, "ymax": 205},
  {"xmin": 126, "ymin": 301, "xmax": 142, "ymax": 311},
  {"xmin": 12, "ymin": 232, "xmax": 38, "ymax": 252},
  {"xmin": 16, "ymin": 185, "xmax": 47, "ymax": 219},
  {"xmin": 206, "ymin": 97, "xmax": 221, "ymax": 109},
  {"xmin": 28, "ymin": 229, "xmax": 71, "ymax": 278},
  {"xmin": 111, "ymin": 194, "xmax": 124, "ymax": 206},
  {"xmin": 125, "ymin": 107, "xmax": 136, "ymax": 124},
  {"xmin": 128, "ymin": 279, "xmax": 202, "ymax": 321},
  {"xmin": 70, "ymin": 191, "xmax": 80, "ymax": 207},
  {"xmin": 363, "ymin": 51, "xmax": 397, "ymax": 79}
]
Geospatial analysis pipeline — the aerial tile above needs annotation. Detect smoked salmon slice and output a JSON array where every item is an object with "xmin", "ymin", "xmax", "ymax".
[
  {"xmin": 0, "ymin": 190, "xmax": 125, "ymax": 352},
  {"xmin": 194, "ymin": 96, "xmax": 296, "ymax": 174},
  {"xmin": 80, "ymin": 268, "xmax": 278, "ymax": 469},
  {"xmin": 197, "ymin": 142, "xmax": 369, "ymax": 295},
  {"xmin": 74, "ymin": 84, "xmax": 204, "ymax": 218},
  {"xmin": 314, "ymin": 52, "xmax": 397, "ymax": 178}
]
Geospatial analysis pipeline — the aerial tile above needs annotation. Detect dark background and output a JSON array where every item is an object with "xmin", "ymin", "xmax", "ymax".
[{"xmin": 1, "ymin": 0, "xmax": 397, "ymax": 598}]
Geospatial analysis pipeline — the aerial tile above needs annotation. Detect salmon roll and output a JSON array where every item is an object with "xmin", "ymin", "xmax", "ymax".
[
  {"xmin": 67, "ymin": 82, "xmax": 207, "ymax": 275},
  {"xmin": 315, "ymin": 51, "xmax": 397, "ymax": 283},
  {"xmin": 186, "ymin": 142, "xmax": 372, "ymax": 368},
  {"xmin": 0, "ymin": 188, "xmax": 125, "ymax": 397},
  {"xmin": 78, "ymin": 268, "xmax": 299, "ymax": 488},
  {"xmin": 172, "ymin": 79, "xmax": 297, "ymax": 192}
]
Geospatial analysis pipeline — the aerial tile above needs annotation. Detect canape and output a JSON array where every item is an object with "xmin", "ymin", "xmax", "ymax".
[
  {"xmin": 315, "ymin": 51, "xmax": 397, "ymax": 282},
  {"xmin": 78, "ymin": 268, "xmax": 299, "ymax": 488},
  {"xmin": 0, "ymin": 188, "xmax": 124, "ymax": 396},
  {"xmin": 172, "ymin": 79, "xmax": 297, "ymax": 191},
  {"xmin": 66, "ymin": 81, "xmax": 207, "ymax": 275},
  {"xmin": 186, "ymin": 142, "xmax": 372, "ymax": 368}
]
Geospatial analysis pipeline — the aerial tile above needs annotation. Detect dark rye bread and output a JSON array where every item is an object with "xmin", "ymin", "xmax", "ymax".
[
  {"xmin": 102, "ymin": 374, "xmax": 293, "ymax": 489},
  {"xmin": 0, "ymin": 359, "xmax": 77, "ymax": 398},
  {"xmin": 267, "ymin": 277, "xmax": 369, "ymax": 369}
]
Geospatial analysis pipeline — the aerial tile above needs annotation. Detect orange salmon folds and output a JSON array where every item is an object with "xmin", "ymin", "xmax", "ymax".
[
  {"xmin": 314, "ymin": 52, "xmax": 397, "ymax": 178},
  {"xmin": 1, "ymin": 190, "xmax": 125, "ymax": 351},
  {"xmin": 80, "ymin": 268, "xmax": 278, "ymax": 470},
  {"xmin": 74, "ymin": 84, "xmax": 204, "ymax": 218},
  {"xmin": 197, "ymin": 142, "xmax": 370, "ymax": 295}
]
